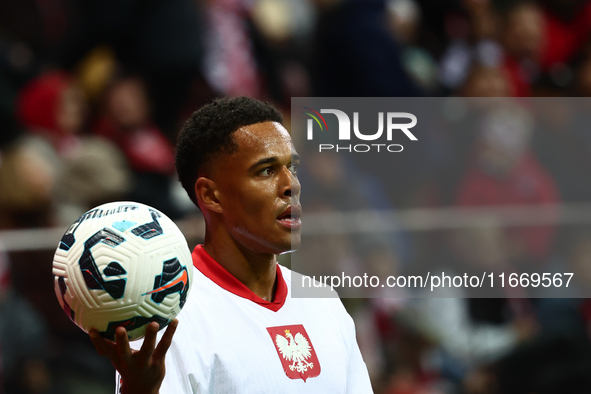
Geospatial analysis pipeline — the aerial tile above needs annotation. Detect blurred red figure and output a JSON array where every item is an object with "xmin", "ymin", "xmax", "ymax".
[
  {"xmin": 16, "ymin": 70, "xmax": 86, "ymax": 155},
  {"xmin": 94, "ymin": 76, "xmax": 174, "ymax": 175},
  {"xmin": 93, "ymin": 76, "xmax": 181, "ymax": 218},
  {"xmin": 500, "ymin": 1, "xmax": 591, "ymax": 97},
  {"xmin": 455, "ymin": 106, "xmax": 559, "ymax": 264},
  {"xmin": 12, "ymin": 71, "xmax": 131, "ymax": 224},
  {"xmin": 501, "ymin": 2, "xmax": 545, "ymax": 97},
  {"xmin": 539, "ymin": 0, "xmax": 591, "ymax": 71}
]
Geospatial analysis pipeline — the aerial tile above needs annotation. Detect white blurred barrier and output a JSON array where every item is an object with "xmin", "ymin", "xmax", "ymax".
[
  {"xmin": 301, "ymin": 203, "xmax": 571, "ymax": 235},
  {"xmin": 2, "ymin": 203, "xmax": 591, "ymax": 252},
  {"xmin": 0, "ymin": 215, "xmax": 206, "ymax": 252}
]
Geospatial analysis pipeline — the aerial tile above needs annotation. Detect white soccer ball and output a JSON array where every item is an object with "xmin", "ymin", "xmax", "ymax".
[{"xmin": 52, "ymin": 201, "xmax": 193, "ymax": 341}]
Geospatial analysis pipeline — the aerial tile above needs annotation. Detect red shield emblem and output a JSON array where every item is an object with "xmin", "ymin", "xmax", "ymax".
[{"xmin": 267, "ymin": 324, "xmax": 321, "ymax": 382}]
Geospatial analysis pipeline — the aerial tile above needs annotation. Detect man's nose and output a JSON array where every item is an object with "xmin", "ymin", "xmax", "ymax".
[{"xmin": 282, "ymin": 168, "xmax": 300, "ymax": 197}]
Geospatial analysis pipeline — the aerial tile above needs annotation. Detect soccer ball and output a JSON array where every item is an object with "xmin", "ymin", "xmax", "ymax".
[{"xmin": 52, "ymin": 201, "xmax": 193, "ymax": 341}]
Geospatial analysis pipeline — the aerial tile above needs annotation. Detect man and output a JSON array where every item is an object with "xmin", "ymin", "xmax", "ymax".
[{"xmin": 90, "ymin": 96, "xmax": 373, "ymax": 393}]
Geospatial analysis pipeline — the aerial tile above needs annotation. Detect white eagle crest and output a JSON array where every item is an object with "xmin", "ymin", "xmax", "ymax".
[{"xmin": 275, "ymin": 329, "xmax": 314, "ymax": 373}]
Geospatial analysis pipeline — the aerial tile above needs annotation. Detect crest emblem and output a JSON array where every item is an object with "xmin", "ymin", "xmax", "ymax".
[{"xmin": 267, "ymin": 324, "xmax": 321, "ymax": 382}]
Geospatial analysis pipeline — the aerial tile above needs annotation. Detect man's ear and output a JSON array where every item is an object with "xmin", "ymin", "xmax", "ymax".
[{"xmin": 195, "ymin": 177, "xmax": 223, "ymax": 214}]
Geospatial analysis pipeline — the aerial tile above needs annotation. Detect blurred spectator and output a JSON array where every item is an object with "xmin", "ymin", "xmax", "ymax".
[
  {"xmin": 500, "ymin": 1, "xmax": 546, "ymax": 97},
  {"xmin": 436, "ymin": 0, "xmax": 503, "ymax": 94},
  {"xmin": 460, "ymin": 64, "xmax": 510, "ymax": 97},
  {"xmin": 58, "ymin": 0, "xmax": 204, "ymax": 133},
  {"xmin": 249, "ymin": 0, "xmax": 316, "ymax": 106},
  {"xmin": 203, "ymin": 0, "xmax": 262, "ymax": 98},
  {"xmin": 311, "ymin": 0, "xmax": 421, "ymax": 96},
  {"xmin": 387, "ymin": 0, "xmax": 440, "ymax": 94},
  {"xmin": 0, "ymin": 138, "xmax": 57, "ymax": 229},
  {"xmin": 0, "ymin": 0, "xmax": 69, "ymax": 62},
  {"xmin": 494, "ymin": 333, "xmax": 591, "ymax": 394},
  {"xmin": 95, "ymin": 76, "xmax": 173, "ymax": 175},
  {"xmin": 448, "ymin": 0, "xmax": 591, "ymax": 97},
  {"xmin": 75, "ymin": 46, "xmax": 118, "ymax": 106},
  {"xmin": 14, "ymin": 71, "xmax": 131, "ymax": 224},
  {"xmin": 455, "ymin": 104, "xmax": 559, "ymax": 265},
  {"xmin": 531, "ymin": 99, "xmax": 591, "ymax": 203},
  {"xmin": 0, "ymin": 246, "xmax": 55, "ymax": 394},
  {"xmin": 16, "ymin": 71, "xmax": 86, "ymax": 155},
  {"xmin": 538, "ymin": 0, "xmax": 591, "ymax": 71},
  {"xmin": 406, "ymin": 224, "xmax": 537, "ymax": 390},
  {"xmin": 298, "ymin": 150, "xmax": 419, "ymax": 389},
  {"xmin": 575, "ymin": 49, "xmax": 591, "ymax": 96},
  {"xmin": 54, "ymin": 137, "xmax": 132, "ymax": 224},
  {"xmin": 570, "ymin": 234, "xmax": 591, "ymax": 301},
  {"xmin": 94, "ymin": 75, "xmax": 182, "ymax": 219},
  {"xmin": 298, "ymin": 150, "xmax": 412, "ymax": 280}
]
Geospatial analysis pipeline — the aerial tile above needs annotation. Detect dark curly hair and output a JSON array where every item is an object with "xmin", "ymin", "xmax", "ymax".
[{"xmin": 175, "ymin": 96, "xmax": 284, "ymax": 205}]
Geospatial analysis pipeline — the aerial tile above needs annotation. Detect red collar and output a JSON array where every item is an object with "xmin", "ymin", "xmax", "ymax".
[{"xmin": 192, "ymin": 245, "xmax": 287, "ymax": 312}]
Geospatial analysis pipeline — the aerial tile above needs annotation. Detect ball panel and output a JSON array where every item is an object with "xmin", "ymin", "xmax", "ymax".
[{"xmin": 99, "ymin": 314, "xmax": 170, "ymax": 341}]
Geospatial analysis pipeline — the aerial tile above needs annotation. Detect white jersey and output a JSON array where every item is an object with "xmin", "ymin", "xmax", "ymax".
[{"xmin": 117, "ymin": 245, "xmax": 373, "ymax": 393}]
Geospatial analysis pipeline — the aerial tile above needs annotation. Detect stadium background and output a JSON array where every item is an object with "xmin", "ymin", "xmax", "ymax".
[{"xmin": 2, "ymin": 0, "xmax": 591, "ymax": 392}]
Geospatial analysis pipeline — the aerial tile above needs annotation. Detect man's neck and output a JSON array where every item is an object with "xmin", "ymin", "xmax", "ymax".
[{"xmin": 203, "ymin": 234, "xmax": 278, "ymax": 301}]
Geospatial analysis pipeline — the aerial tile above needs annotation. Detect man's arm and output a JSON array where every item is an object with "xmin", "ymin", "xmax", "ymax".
[
  {"xmin": 89, "ymin": 319, "xmax": 178, "ymax": 394},
  {"xmin": 344, "ymin": 315, "xmax": 374, "ymax": 393}
]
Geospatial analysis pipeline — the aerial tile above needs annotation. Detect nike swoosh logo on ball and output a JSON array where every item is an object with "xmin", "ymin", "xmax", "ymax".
[{"xmin": 143, "ymin": 269, "xmax": 188, "ymax": 296}]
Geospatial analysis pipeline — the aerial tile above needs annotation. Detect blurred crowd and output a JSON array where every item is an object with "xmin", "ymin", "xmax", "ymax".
[
  {"xmin": 297, "ymin": 97, "xmax": 591, "ymax": 393},
  {"xmin": 2, "ymin": 0, "xmax": 591, "ymax": 393}
]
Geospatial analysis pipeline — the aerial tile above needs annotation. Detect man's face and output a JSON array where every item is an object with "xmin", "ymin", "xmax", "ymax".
[{"xmin": 209, "ymin": 121, "xmax": 301, "ymax": 255}]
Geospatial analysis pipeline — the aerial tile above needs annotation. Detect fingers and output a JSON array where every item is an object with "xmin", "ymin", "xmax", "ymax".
[
  {"xmin": 138, "ymin": 322, "xmax": 159, "ymax": 359},
  {"xmin": 89, "ymin": 328, "xmax": 109, "ymax": 356},
  {"xmin": 153, "ymin": 319, "xmax": 178, "ymax": 361},
  {"xmin": 91, "ymin": 320, "xmax": 178, "ymax": 367},
  {"xmin": 89, "ymin": 328, "xmax": 121, "ymax": 364},
  {"xmin": 115, "ymin": 326, "xmax": 132, "ymax": 360}
]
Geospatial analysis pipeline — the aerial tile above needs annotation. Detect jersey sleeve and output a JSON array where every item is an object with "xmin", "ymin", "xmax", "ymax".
[
  {"xmin": 344, "ymin": 312, "xmax": 374, "ymax": 393},
  {"xmin": 328, "ymin": 299, "xmax": 374, "ymax": 393}
]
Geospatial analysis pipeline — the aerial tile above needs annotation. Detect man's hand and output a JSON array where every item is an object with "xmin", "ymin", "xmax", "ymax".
[{"xmin": 89, "ymin": 319, "xmax": 179, "ymax": 394}]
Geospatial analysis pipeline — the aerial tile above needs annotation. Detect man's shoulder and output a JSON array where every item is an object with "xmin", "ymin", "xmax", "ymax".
[
  {"xmin": 279, "ymin": 264, "xmax": 341, "ymax": 300},
  {"xmin": 278, "ymin": 264, "xmax": 352, "ymax": 329}
]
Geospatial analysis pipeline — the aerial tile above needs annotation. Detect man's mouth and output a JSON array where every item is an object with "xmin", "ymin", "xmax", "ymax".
[{"xmin": 277, "ymin": 205, "xmax": 302, "ymax": 230}]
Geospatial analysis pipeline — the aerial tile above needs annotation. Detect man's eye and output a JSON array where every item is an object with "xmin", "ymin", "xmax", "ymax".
[
  {"xmin": 288, "ymin": 163, "xmax": 299, "ymax": 175},
  {"xmin": 260, "ymin": 167, "xmax": 273, "ymax": 176}
]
